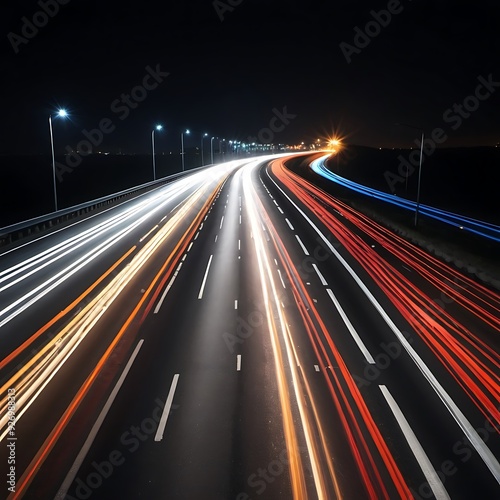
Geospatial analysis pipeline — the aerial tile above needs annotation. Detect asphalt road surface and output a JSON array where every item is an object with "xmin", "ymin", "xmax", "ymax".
[{"xmin": 1, "ymin": 153, "xmax": 498, "ymax": 499}]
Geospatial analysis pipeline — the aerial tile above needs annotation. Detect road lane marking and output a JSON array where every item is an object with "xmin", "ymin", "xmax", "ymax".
[
  {"xmin": 55, "ymin": 340, "xmax": 145, "ymax": 499},
  {"xmin": 312, "ymin": 263, "xmax": 328, "ymax": 285},
  {"xmin": 220, "ymin": 216, "xmax": 225, "ymax": 229},
  {"xmin": 277, "ymin": 269, "xmax": 286, "ymax": 288},
  {"xmin": 325, "ymin": 289, "xmax": 375, "ymax": 364},
  {"xmin": 295, "ymin": 235, "xmax": 310, "ymax": 255},
  {"xmin": 155, "ymin": 374, "xmax": 180, "ymax": 442},
  {"xmin": 139, "ymin": 225, "xmax": 159, "ymax": 242},
  {"xmin": 379, "ymin": 385, "xmax": 450, "ymax": 500},
  {"xmin": 238, "ymin": 239, "xmax": 241, "ymax": 250},
  {"xmin": 194, "ymin": 232, "xmax": 199, "ymax": 240},
  {"xmin": 187, "ymin": 242, "xmax": 193, "ymax": 252},
  {"xmin": 198, "ymin": 254, "xmax": 213, "ymax": 299},
  {"xmin": 215, "ymin": 234, "xmax": 218, "ymax": 242},
  {"xmin": 314, "ymin": 365, "xmax": 320, "ymax": 372},
  {"xmin": 237, "ymin": 354, "xmax": 242, "ymax": 371},
  {"xmin": 235, "ymin": 300, "xmax": 238, "ymax": 309},
  {"xmin": 155, "ymin": 267, "xmax": 181, "ymax": 313},
  {"xmin": 277, "ymin": 207, "xmax": 284, "ymax": 214},
  {"xmin": 285, "ymin": 218, "xmax": 294, "ymax": 230}
]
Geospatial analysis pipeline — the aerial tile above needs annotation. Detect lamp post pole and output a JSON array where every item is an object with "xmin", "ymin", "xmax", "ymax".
[
  {"xmin": 201, "ymin": 133, "xmax": 208, "ymax": 166},
  {"xmin": 152, "ymin": 125, "xmax": 162, "ymax": 181},
  {"xmin": 49, "ymin": 109, "xmax": 68, "ymax": 212},
  {"xmin": 181, "ymin": 129, "xmax": 190, "ymax": 171},
  {"xmin": 395, "ymin": 123, "xmax": 425, "ymax": 227},
  {"xmin": 210, "ymin": 136, "xmax": 215, "ymax": 164}
]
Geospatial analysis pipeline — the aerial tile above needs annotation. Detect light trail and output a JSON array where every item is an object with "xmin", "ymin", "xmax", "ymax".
[
  {"xmin": 255, "ymin": 187, "xmax": 411, "ymax": 498},
  {"xmin": 5, "ymin": 174, "xmax": 229, "ymax": 498},
  {"xmin": 311, "ymin": 154, "xmax": 500, "ymax": 242}
]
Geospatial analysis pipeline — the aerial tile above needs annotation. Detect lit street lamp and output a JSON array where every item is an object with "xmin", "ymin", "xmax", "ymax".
[
  {"xmin": 201, "ymin": 132, "xmax": 208, "ymax": 166},
  {"xmin": 49, "ymin": 108, "xmax": 68, "ymax": 212},
  {"xmin": 181, "ymin": 129, "xmax": 190, "ymax": 171},
  {"xmin": 152, "ymin": 124, "xmax": 163, "ymax": 181},
  {"xmin": 210, "ymin": 136, "xmax": 216, "ymax": 164}
]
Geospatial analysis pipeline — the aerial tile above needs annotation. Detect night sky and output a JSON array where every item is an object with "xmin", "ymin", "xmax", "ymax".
[{"xmin": 3, "ymin": 0, "xmax": 500, "ymax": 154}]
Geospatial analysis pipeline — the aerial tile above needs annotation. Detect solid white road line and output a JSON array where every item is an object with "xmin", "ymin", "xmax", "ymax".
[
  {"xmin": 326, "ymin": 288, "xmax": 375, "ymax": 364},
  {"xmin": 198, "ymin": 254, "xmax": 213, "ymax": 299},
  {"xmin": 237, "ymin": 354, "xmax": 242, "ymax": 371},
  {"xmin": 379, "ymin": 385, "xmax": 450, "ymax": 500},
  {"xmin": 155, "ymin": 374, "xmax": 180, "ymax": 442},
  {"xmin": 55, "ymin": 340, "xmax": 145, "ymax": 499}
]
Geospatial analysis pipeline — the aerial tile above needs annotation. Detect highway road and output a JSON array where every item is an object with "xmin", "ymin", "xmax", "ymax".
[{"xmin": 0, "ymin": 153, "xmax": 499, "ymax": 499}]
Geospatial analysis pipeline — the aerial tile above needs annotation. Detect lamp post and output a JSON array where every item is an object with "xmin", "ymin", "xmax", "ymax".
[
  {"xmin": 210, "ymin": 136, "xmax": 216, "ymax": 164},
  {"xmin": 201, "ymin": 133, "xmax": 208, "ymax": 166},
  {"xmin": 152, "ymin": 124, "xmax": 162, "ymax": 181},
  {"xmin": 395, "ymin": 122, "xmax": 425, "ymax": 227},
  {"xmin": 181, "ymin": 129, "xmax": 190, "ymax": 171},
  {"xmin": 49, "ymin": 108, "xmax": 68, "ymax": 212}
]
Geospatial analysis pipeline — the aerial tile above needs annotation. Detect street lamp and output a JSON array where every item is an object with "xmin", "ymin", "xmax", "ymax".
[
  {"xmin": 181, "ymin": 129, "xmax": 190, "ymax": 171},
  {"xmin": 395, "ymin": 123, "xmax": 425, "ymax": 227},
  {"xmin": 210, "ymin": 136, "xmax": 216, "ymax": 164},
  {"xmin": 49, "ymin": 108, "xmax": 68, "ymax": 212},
  {"xmin": 201, "ymin": 133, "xmax": 208, "ymax": 166},
  {"xmin": 152, "ymin": 124, "xmax": 163, "ymax": 181}
]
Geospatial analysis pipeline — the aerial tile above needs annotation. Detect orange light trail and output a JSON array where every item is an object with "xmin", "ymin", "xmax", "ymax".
[{"xmin": 9, "ymin": 178, "xmax": 227, "ymax": 498}]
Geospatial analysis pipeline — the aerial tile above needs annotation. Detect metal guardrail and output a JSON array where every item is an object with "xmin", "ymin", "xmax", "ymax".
[{"xmin": 0, "ymin": 170, "xmax": 190, "ymax": 247}]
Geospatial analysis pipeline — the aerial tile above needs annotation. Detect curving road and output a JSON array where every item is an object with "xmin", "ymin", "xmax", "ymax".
[{"xmin": 0, "ymin": 154, "xmax": 499, "ymax": 499}]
